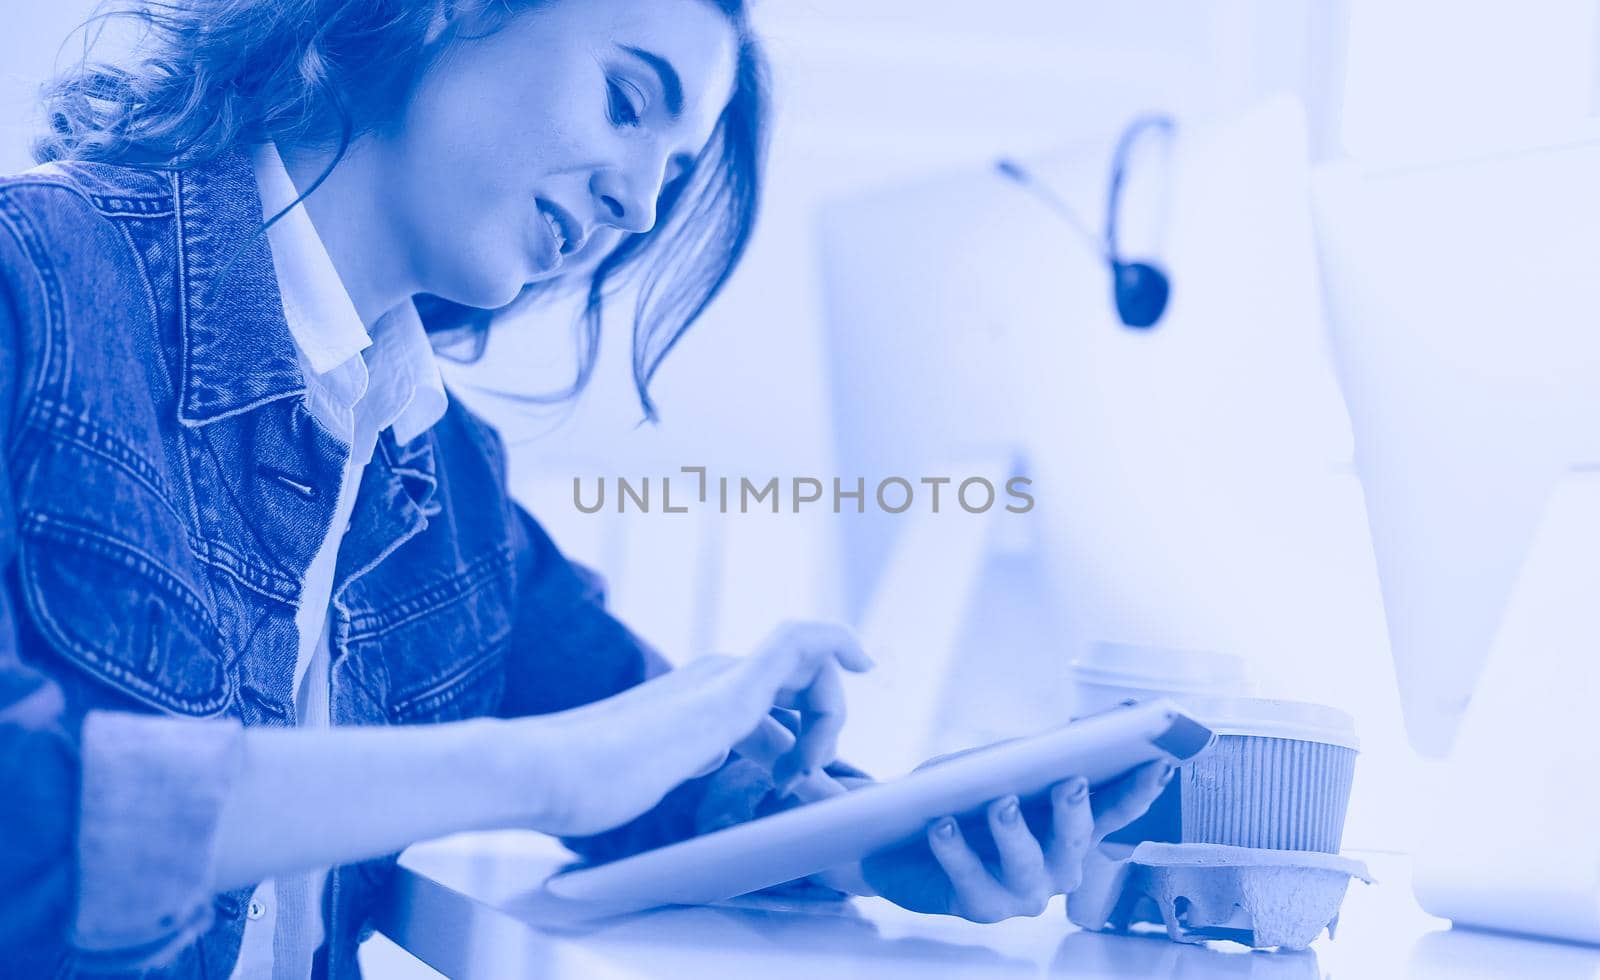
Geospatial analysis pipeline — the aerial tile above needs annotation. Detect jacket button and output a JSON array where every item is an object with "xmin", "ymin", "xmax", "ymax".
[{"xmin": 247, "ymin": 900, "xmax": 265, "ymax": 921}]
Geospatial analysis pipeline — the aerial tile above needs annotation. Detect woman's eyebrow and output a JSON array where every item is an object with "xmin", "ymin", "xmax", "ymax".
[{"xmin": 620, "ymin": 44, "xmax": 684, "ymax": 119}]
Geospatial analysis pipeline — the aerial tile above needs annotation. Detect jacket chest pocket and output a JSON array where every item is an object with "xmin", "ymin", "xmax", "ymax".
[
  {"xmin": 343, "ymin": 547, "xmax": 516, "ymax": 724},
  {"xmin": 18, "ymin": 510, "xmax": 231, "ymax": 717}
]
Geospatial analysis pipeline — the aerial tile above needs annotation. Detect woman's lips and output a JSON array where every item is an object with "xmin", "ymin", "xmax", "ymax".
[
  {"xmin": 540, "ymin": 208, "xmax": 565, "ymax": 254},
  {"xmin": 535, "ymin": 199, "xmax": 586, "ymax": 257}
]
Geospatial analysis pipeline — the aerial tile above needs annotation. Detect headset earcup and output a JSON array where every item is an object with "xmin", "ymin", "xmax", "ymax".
[{"xmin": 1112, "ymin": 260, "xmax": 1171, "ymax": 328}]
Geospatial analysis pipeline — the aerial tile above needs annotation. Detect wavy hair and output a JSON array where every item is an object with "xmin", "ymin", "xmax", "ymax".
[{"xmin": 37, "ymin": 0, "xmax": 770, "ymax": 422}]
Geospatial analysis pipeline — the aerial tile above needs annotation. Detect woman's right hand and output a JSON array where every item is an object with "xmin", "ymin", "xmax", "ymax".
[{"xmin": 510, "ymin": 621, "xmax": 872, "ymax": 838}]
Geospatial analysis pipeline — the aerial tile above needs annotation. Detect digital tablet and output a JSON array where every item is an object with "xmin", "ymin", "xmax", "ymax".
[{"xmin": 544, "ymin": 699, "xmax": 1213, "ymax": 915}]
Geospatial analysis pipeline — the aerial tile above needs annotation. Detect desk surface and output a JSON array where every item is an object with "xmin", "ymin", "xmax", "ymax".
[{"xmin": 374, "ymin": 831, "xmax": 1600, "ymax": 979}]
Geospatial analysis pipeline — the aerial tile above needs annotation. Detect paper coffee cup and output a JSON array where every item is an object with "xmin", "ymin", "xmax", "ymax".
[
  {"xmin": 1069, "ymin": 644, "xmax": 1254, "ymax": 845},
  {"xmin": 1179, "ymin": 697, "xmax": 1359, "ymax": 854}
]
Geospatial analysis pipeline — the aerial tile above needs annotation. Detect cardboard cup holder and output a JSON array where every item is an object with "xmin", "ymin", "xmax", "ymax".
[
  {"xmin": 1074, "ymin": 698, "xmax": 1369, "ymax": 950},
  {"xmin": 1069, "ymin": 842, "xmax": 1372, "ymax": 950}
]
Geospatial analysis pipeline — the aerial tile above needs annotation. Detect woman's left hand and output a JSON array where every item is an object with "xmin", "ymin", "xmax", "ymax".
[{"xmin": 854, "ymin": 760, "xmax": 1174, "ymax": 921}]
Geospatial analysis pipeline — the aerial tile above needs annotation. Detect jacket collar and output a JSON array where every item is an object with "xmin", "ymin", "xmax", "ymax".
[{"xmin": 174, "ymin": 145, "xmax": 307, "ymax": 425}]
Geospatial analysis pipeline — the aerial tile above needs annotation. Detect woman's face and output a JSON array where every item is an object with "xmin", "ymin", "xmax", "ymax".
[{"xmin": 375, "ymin": 0, "xmax": 738, "ymax": 309}]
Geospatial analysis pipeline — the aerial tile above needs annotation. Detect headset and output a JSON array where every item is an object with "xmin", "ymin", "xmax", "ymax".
[{"xmin": 996, "ymin": 113, "xmax": 1176, "ymax": 329}]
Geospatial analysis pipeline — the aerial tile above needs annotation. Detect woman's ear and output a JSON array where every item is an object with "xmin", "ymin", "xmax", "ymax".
[
  {"xmin": 423, "ymin": 1, "xmax": 455, "ymax": 46},
  {"xmin": 424, "ymin": 0, "xmax": 502, "ymax": 45}
]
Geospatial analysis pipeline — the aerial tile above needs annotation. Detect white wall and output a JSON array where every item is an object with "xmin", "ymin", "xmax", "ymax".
[{"xmin": 0, "ymin": 3, "xmax": 105, "ymax": 173}]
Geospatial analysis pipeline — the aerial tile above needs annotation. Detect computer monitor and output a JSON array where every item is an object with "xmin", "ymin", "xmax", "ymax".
[
  {"xmin": 1310, "ymin": 134, "xmax": 1600, "ymax": 944},
  {"xmin": 1311, "ymin": 140, "xmax": 1600, "ymax": 758}
]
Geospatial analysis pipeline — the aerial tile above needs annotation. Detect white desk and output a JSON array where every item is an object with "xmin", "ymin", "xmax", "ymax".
[{"xmin": 371, "ymin": 831, "xmax": 1600, "ymax": 979}]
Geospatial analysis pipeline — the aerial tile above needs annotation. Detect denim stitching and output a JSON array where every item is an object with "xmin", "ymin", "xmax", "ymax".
[
  {"xmin": 87, "ymin": 195, "xmax": 175, "ymax": 218},
  {"xmin": 173, "ymin": 168, "xmax": 196, "ymax": 425},
  {"xmin": 0, "ymin": 191, "xmax": 69, "ymax": 446},
  {"xmin": 21, "ymin": 163, "xmax": 174, "ymax": 212},
  {"xmin": 388, "ymin": 644, "xmax": 506, "ymax": 721},
  {"xmin": 186, "ymin": 536, "xmax": 299, "ymax": 606},
  {"xmin": 22, "ymin": 410, "xmax": 303, "ymax": 606},
  {"xmin": 19, "ymin": 512, "xmax": 229, "ymax": 716},
  {"xmin": 33, "ymin": 399, "xmax": 172, "ymax": 500},
  {"xmin": 343, "ymin": 544, "xmax": 513, "ymax": 640},
  {"xmin": 0, "ymin": 174, "xmax": 173, "ymax": 217},
  {"xmin": 22, "ymin": 512, "xmax": 217, "ymax": 628},
  {"xmin": 116, "ymin": 219, "xmax": 165, "ymax": 333}
]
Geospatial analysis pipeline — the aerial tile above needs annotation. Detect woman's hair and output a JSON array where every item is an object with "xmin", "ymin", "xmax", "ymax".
[{"xmin": 37, "ymin": 0, "xmax": 770, "ymax": 422}]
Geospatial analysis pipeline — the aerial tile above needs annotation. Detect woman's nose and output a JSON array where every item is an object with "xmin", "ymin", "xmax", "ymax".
[{"xmin": 590, "ymin": 168, "xmax": 660, "ymax": 235}]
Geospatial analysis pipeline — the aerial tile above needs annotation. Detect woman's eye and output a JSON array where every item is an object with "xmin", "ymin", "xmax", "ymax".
[{"xmin": 607, "ymin": 80, "xmax": 642, "ymax": 127}]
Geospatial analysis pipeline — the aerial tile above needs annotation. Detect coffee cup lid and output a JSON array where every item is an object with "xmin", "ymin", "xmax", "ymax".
[
  {"xmin": 1183, "ymin": 695, "xmax": 1360, "ymax": 751},
  {"xmin": 1071, "ymin": 642, "xmax": 1253, "ymax": 695}
]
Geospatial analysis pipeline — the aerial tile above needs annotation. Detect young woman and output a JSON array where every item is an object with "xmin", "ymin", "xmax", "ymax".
[{"xmin": 0, "ymin": 0, "xmax": 1172, "ymax": 975}]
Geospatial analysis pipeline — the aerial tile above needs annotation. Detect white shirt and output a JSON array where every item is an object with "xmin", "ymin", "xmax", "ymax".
[{"xmin": 231, "ymin": 144, "xmax": 448, "ymax": 980}]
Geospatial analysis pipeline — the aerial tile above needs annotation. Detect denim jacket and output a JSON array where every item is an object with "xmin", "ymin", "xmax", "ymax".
[{"xmin": 0, "ymin": 147, "xmax": 796, "ymax": 978}]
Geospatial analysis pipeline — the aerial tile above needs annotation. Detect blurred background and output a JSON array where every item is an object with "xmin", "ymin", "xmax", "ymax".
[{"xmin": 7, "ymin": 0, "xmax": 1600, "ymax": 872}]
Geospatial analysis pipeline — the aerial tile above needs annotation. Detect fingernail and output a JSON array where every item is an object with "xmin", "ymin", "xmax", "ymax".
[
  {"xmin": 1158, "ymin": 764, "xmax": 1177, "ymax": 786},
  {"xmin": 1067, "ymin": 778, "xmax": 1088, "ymax": 803},
  {"xmin": 998, "ymin": 797, "xmax": 1020, "ymax": 823},
  {"xmin": 934, "ymin": 818, "xmax": 957, "ymax": 839}
]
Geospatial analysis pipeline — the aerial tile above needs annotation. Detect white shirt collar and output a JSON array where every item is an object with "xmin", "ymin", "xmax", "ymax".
[
  {"xmin": 368, "ymin": 301, "xmax": 451, "ymax": 446},
  {"xmin": 250, "ymin": 143, "xmax": 447, "ymax": 444}
]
